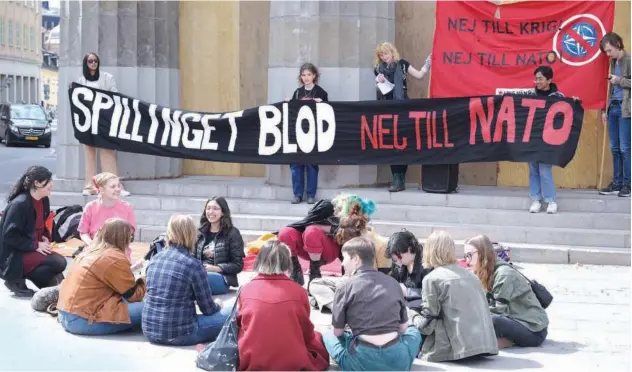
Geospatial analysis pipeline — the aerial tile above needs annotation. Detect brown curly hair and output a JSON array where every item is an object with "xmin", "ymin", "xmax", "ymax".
[{"xmin": 335, "ymin": 203, "xmax": 368, "ymax": 246}]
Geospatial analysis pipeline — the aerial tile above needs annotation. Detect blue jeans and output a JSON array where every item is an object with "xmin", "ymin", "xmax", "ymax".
[
  {"xmin": 528, "ymin": 162, "xmax": 556, "ymax": 202},
  {"xmin": 322, "ymin": 327, "xmax": 423, "ymax": 371},
  {"xmin": 290, "ymin": 164, "xmax": 319, "ymax": 198},
  {"xmin": 156, "ymin": 306, "xmax": 232, "ymax": 346},
  {"xmin": 207, "ymin": 272, "xmax": 229, "ymax": 295},
  {"xmin": 58, "ymin": 302, "xmax": 143, "ymax": 336},
  {"xmin": 607, "ymin": 102, "xmax": 631, "ymax": 186}
]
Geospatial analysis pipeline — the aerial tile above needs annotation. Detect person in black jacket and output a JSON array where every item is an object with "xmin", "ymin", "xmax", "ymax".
[
  {"xmin": 286, "ymin": 63, "xmax": 329, "ymax": 205},
  {"xmin": 194, "ymin": 196, "xmax": 245, "ymax": 295},
  {"xmin": 386, "ymin": 230, "xmax": 432, "ymax": 312},
  {"xmin": 0, "ymin": 166, "xmax": 67, "ymax": 297}
]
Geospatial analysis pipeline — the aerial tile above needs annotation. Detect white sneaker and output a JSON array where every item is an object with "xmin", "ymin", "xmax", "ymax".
[
  {"xmin": 529, "ymin": 200, "xmax": 542, "ymax": 213},
  {"xmin": 120, "ymin": 189, "xmax": 131, "ymax": 197},
  {"xmin": 546, "ymin": 201, "xmax": 558, "ymax": 214}
]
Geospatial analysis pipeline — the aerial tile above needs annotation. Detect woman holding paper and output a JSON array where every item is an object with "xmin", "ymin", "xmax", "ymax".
[{"xmin": 374, "ymin": 42, "xmax": 431, "ymax": 192}]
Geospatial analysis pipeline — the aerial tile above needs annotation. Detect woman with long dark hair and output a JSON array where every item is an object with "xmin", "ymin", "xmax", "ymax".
[
  {"xmin": 0, "ymin": 166, "xmax": 66, "ymax": 296},
  {"xmin": 76, "ymin": 52, "xmax": 130, "ymax": 197},
  {"xmin": 194, "ymin": 197, "xmax": 245, "ymax": 295}
]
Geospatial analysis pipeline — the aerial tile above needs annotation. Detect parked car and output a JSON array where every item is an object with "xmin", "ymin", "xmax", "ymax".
[{"xmin": 0, "ymin": 103, "xmax": 52, "ymax": 148}]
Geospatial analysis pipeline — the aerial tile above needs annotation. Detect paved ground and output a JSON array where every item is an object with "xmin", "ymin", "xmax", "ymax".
[
  {"xmin": 0, "ymin": 134, "xmax": 57, "ymax": 192},
  {"xmin": 1, "ymin": 262, "xmax": 629, "ymax": 371}
]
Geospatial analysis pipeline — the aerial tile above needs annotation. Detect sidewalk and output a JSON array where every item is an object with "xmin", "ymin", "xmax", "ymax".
[{"xmin": 1, "ymin": 262, "xmax": 629, "ymax": 371}]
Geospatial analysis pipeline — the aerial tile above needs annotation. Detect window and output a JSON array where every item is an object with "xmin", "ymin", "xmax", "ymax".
[
  {"xmin": 8, "ymin": 21, "xmax": 13, "ymax": 47},
  {"xmin": 23, "ymin": 25, "xmax": 27, "ymax": 50},
  {"xmin": 15, "ymin": 23, "xmax": 20, "ymax": 48},
  {"xmin": 0, "ymin": 18, "xmax": 4, "ymax": 46},
  {"xmin": 30, "ymin": 26, "xmax": 35, "ymax": 51}
]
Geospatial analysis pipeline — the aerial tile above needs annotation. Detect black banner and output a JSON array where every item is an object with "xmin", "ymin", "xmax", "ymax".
[{"xmin": 69, "ymin": 83, "xmax": 583, "ymax": 167}]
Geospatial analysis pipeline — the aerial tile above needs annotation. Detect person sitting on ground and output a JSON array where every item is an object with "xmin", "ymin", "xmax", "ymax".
[
  {"xmin": 409, "ymin": 231, "xmax": 498, "ymax": 362},
  {"xmin": 57, "ymin": 218, "xmax": 145, "ymax": 335},
  {"xmin": 78, "ymin": 172, "xmax": 137, "ymax": 262},
  {"xmin": 0, "ymin": 166, "xmax": 66, "ymax": 297},
  {"xmin": 464, "ymin": 234, "xmax": 549, "ymax": 349},
  {"xmin": 237, "ymin": 240, "xmax": 329, "ymax": 371},
  {"xmin": 386, "ymin": 230, "xmax": 433, "ymax": 312},
  {"xmin": 335, "ymin": 196, "xmax": 391, "ymax": 273},
  {"xmin": 308, "ymin": 197, "xmax": 391, "ymax": 311},
  {"xmin": 194, "ymin": 197, "xmax": 244, "ymax": 295},
  {"xmin": 142, "ymin": 214, "xmax": 231, "ymax": 346},
  {"xmin": 277, "ymin": 198, "xmax": 341, "ymax": 286},
  {"xmin": 322, "ymin": 237, "xmax": 422, "ymax": 371}
]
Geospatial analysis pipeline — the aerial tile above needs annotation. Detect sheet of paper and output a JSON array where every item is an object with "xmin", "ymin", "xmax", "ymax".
[{"xmin": 377, "ymin": 80, "xmax": 395, "ymax": 95}]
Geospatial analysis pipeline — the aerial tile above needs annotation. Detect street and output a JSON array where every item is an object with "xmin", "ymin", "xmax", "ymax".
[{"xmin": 0, "ymin": 130, "xmax": 57, "ymax": 192}]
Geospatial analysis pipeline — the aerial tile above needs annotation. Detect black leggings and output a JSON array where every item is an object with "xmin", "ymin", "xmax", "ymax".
[
  {"xmin": 391, "ymin": 165, "xmax": 408, "ymax": 174},
  {"xmin": 492, "ymin": 315, "xmax": 548, "ymax": 347},
  {"xmin": 26, "ymin": 254, "xmax": 67, "ymax": 289}
]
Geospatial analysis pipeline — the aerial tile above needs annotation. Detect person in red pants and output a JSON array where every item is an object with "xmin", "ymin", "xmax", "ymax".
[{"xmin": 277, "ymin": 199, "xmax": 340, "ymax": 287}]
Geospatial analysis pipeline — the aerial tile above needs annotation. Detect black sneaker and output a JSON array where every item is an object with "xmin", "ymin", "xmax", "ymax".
[
  {"xmin": 599, "ymin": 183, "xmax": 621, "ymax": 195},
  {"xmin": 618, "ymin": 185, "xmax": 631, "ymax": 197}
]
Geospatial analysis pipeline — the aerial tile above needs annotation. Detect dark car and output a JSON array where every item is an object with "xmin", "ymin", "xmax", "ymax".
[{"xmin": 0, "ymin": 103, "xmax": 52, "ymax": 148}]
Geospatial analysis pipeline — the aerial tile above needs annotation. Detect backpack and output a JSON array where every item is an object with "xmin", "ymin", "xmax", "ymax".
[
  {"xmin": 52, "ymin": 205, "xmax": 83, "ymax": 243},
  {"xmin": 144, "ymin": 234, "xmax": 167, "ymax": 261}
]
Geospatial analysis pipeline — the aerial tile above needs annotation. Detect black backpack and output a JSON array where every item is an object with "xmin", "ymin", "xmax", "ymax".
[{"xmin": 52, "ymin": 205, "xmax": 83, "ymax": 243}]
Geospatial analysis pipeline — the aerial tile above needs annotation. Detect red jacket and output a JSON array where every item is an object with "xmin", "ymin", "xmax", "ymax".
[{"xmin": 237, "ymin": 274, "xmax": 329, "ymax": 371}]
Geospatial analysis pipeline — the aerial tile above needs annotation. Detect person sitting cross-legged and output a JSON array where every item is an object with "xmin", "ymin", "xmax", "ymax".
[
  {"xmin": 322, "ymin": 237, "xmax": 422, "ymax": 371},
  {"xmin": 57, "ymin": 218, "xmax": 145, "ymax": 335},
  {"xmin": 408, "ymin": 231, "xmax": 498, "ymax": 362},
  {"xmin": 237, "ymin": 240, "xmax": 329, "ymax": 371},
  {"xmin": 142, "ymin": 214, "xmax": 231, "ymax": 346}
]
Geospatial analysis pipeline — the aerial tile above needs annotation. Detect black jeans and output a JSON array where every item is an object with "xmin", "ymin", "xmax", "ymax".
[
  {"xmin": 391, "ymin": 165, "xmax": 408, "ymax": 174},
  {"xmin": 25, "ymin": 253, "xmax": 67, "ymax": 289},
  {"xmin": 492, "ymin": 315, "xmax": 547, "ymax": 347}
]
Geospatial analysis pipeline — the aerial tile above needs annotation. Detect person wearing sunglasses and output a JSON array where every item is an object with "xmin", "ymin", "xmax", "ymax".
[{"xmin": 76, "ymin": 52, "xmax": 130, "ymax": 197}]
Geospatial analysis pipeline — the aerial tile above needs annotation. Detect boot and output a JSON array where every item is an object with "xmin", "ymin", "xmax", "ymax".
[
  {"xmin": 290, "ymin": 256, "xmax": 305, "ymax": 286},
  {"xmin": 4, "ymin": 279, "xmax": 35, "ymax": 297},
  {"xmin": 308, "ymin": 259, "xmax": 322, "ymax": 283},
  {"xmin": 388, "ymin": 173, "xmax": 405, "ymax": 192}
]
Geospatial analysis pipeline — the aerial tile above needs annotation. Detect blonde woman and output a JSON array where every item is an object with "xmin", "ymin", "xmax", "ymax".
[
  {"xmin": 142, "ymin": 214, "xmax": 230, "ymax": 346},
  {"xmin": 237, "ymin": 240, "xmax": 329, "ymax": 371},
  {"xmin": 78, "ymin": 172, "xmax": 137, "ymax": 261},
  {"xmin": 76, "ymin": 52, "xmax": 130, "ymax": 197},
  {"xmin": 464, "ymin": 235, "xmax": 549, "ymax": 348},
  {"xmin": 409, "ymin": 231, "xmax": 498, "ymax": 362},
  {"xmin": 374, "ymin": 42, "xmax": 431, "ymax": 192},
  {"xmin": 57, "ymin": 218, "xmax": 145, "ymax": 335}
]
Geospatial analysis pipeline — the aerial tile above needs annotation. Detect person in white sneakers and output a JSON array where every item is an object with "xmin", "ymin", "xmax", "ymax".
[{"xmin": 526, "ymin": 66, "xmax": 568, "ymax": 214}]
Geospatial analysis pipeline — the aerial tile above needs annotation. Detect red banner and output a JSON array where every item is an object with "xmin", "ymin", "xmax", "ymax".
[{"xmin": 430, "ymin": 1, "xmax": 615, "ymax": 109}]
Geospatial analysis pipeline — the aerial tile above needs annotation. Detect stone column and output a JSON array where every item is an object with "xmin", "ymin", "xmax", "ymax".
[
  {"xmin": 57, "ymin": 1, "xmax": 182, "ymax": 181},
  {"xmin": 265, "ymin": 0, "xmax": 395, "ymax": 188}
]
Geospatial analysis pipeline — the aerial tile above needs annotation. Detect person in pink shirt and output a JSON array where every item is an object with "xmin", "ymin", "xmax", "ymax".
[{"xmin": 78, "ymin": 172, "xmax": 137, "ymax": 261}]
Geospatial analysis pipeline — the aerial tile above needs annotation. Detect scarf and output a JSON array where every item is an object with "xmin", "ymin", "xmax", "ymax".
[{"xmin": 377, "ymin": 61, "xmax": 405, "ymax": 100}]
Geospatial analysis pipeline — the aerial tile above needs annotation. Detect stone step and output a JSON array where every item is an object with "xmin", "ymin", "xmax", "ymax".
[
  {"xmin": 134, "ymin": 226, "xmax": 631, "ymax": 267},
  {"xmin": 51, "ymin": 177, "xmax": 631, "ymax": 214},
  {"xmin": 48, "ymin": 192, "xmax": 631, "ymax": 231}
]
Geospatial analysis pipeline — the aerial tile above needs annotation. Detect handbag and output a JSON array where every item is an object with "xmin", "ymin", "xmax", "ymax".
[
  {"xmin": 196, "ymin": 289, "xmax": 242, "ymax": 371},
  {"xmin": 509, "ymin": 264, "xmax": 553, "ymax": 309}
]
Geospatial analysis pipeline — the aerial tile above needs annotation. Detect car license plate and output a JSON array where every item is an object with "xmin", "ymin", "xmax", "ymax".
[{"xmin": 26, "ymin": 136, "xmax": 38, "ymax": 141}]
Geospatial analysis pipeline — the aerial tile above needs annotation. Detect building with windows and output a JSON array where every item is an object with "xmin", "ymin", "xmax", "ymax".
[
  {"xmin": 0, "ymin": 0, "xmax": 42, "ymax": 104},
  {"xmin": 40, "ymin": 50, "xmax": 57, "ymax": 111}
]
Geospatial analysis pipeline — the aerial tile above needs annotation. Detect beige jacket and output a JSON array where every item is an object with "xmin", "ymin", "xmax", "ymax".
[
  {"xmin": 409, "ymin": 264, "xmax": 498, "ymax": 362},
  {"xmin": 606, "ymin": 51, "xmax": 631, "ymax": 118}
]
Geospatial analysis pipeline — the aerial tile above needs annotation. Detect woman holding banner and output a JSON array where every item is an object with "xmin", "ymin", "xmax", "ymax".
[
  {"xmin": 374, "ymin": 42, "xmax": 431, "ymax": 192},
  {"xmin": 76, "ymin": 52, "xmax": 130, "ymax": 197}
]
